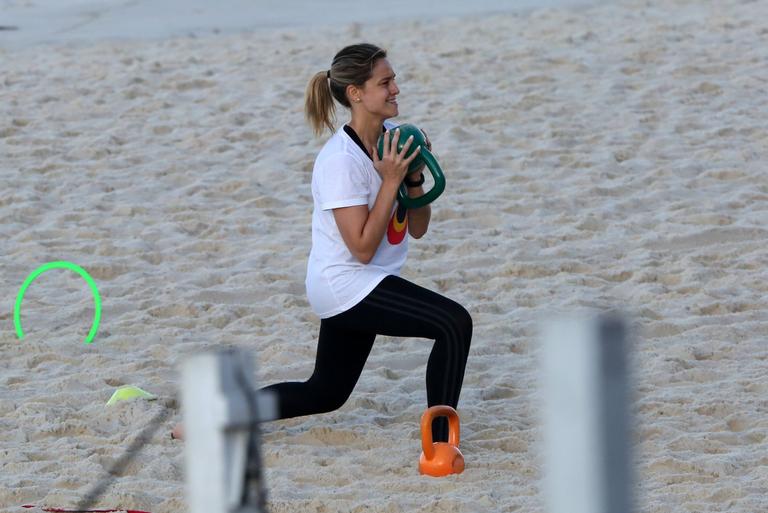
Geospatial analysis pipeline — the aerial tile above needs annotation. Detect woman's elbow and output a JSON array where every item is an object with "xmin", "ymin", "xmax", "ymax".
[
  {"xmin": 409, "ymin": 226, "xmax": 428, "ymax": 239},
  {"xmin": 352, "ymin": 248, "xmax": 375, "ymax": 265}
]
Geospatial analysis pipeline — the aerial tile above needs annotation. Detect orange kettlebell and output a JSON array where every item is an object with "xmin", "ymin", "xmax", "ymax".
[{"xmin": 419, "ymin": 405, "xmax": 465, "ymax": 477}]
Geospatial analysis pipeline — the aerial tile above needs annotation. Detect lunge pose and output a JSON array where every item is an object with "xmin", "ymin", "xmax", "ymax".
[
  {"xmin": 260, "ymin": 43, "xmax": 472, "ymax": 442},
  {"xmin": 172, "ymin": 43, "xmax": 471, "ymax": 443}
]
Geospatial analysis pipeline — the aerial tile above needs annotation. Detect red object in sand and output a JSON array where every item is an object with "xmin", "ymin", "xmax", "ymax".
[{"xmin": 22, "ymin": 506, "xmax": 151, "ymax": 513}]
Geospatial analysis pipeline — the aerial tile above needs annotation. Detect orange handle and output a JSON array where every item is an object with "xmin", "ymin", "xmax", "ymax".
[{"xmin": 420, "ymin": 405, "xmax": 460, "ymax": 460}]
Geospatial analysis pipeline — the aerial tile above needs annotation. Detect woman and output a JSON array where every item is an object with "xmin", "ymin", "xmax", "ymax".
[
  {"xmin": 260, "ymin": 43, "xmax": 472, "ymax": 443},
  {"xmin": 173, "ymin": 43, "xmax": 472, "ymax": 443}
]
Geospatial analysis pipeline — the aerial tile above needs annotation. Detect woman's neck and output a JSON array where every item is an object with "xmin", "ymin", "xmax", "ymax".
[{"xmin": 348, "ymin": 114, "xmax": 384, "ymax": 155}]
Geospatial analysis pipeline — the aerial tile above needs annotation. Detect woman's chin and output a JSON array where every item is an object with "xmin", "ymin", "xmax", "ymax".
[{"xmin": 376, "ymin": 104, "xmax": 398, "ymax": 119}]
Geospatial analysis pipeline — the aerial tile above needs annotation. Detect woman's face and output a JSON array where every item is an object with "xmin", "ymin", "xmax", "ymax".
[{"xmin": 357, "ymin": 58, "xmax": 399, "ymax": 118}]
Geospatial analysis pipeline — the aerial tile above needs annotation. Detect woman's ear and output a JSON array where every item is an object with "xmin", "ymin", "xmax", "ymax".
[{"xmin": 346, "ymin": 84, "xmax": 362, "ymax": 104}]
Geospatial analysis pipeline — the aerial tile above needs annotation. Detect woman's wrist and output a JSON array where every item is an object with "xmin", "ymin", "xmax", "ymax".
[
  {"xmin": 380, "ymin": 177, "xmax": 403, "ymax": 200},
  {"xmin": 381, "ymin": 176, "xmax": 403, "ymax": 190},
  {"xmin": 404, "ymin": 172, "xmax": 425, "ymax": 187}
]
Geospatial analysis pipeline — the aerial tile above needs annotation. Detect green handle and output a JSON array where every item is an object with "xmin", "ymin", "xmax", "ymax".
[{"xmin": 376, "ymin": 123, "xmax": 446, "ymax": 209}]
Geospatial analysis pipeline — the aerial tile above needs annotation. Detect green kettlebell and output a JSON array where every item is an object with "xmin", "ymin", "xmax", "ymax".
[{"xmin": 376, "ymin": 123, "xmax": 446, "ymax": 209}]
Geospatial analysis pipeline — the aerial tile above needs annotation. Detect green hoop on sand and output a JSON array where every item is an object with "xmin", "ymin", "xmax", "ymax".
[{"xmin": 14, "ymin": 261, "xmax": 102, "ymax": 345}]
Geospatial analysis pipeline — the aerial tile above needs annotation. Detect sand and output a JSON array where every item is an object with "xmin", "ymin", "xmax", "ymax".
[{"xmin": 2, "ymin": 0, "xmax": 768, "ymax": 511}]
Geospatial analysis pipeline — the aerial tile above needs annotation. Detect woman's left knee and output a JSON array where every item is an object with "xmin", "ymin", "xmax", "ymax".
[{"xmin": 451, "ymin": 304, "xmax": 473, "ymax": 352}]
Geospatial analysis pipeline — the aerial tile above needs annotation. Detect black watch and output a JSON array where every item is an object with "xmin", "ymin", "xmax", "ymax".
[{"xmin": 404, "ymin": 172, "xmax": 425, "ymax": 187}]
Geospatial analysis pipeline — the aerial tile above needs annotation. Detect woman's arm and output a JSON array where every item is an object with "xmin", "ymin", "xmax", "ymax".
[
  {"xmin": 406, "ymin": 180, "xmax": 431, "ymax": 239},
  {"xmin": 333, "ymin": 180, "xmax": 400, "ymax": 264},
  {"xmin": 333, "ymin": 129, "xmax": 421, "ymax": 264}
]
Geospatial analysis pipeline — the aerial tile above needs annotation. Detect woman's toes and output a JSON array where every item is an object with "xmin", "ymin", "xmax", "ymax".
[{"xmin": 171, "ymin": 423, "xmax": 185, "ymax": 440}]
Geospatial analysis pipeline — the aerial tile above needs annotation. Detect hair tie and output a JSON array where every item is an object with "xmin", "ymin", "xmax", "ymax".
[{"xmin": 326, "ymin": 70, "xmax": 331, "ymax": 79}]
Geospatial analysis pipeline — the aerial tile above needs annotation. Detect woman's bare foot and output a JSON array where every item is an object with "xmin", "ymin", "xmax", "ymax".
[{"xmin": 171, "ymin": 423, "xmax": 184, "ymax": 440}]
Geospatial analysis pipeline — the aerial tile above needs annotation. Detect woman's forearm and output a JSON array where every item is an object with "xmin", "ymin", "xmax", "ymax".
[
  {"xmin": 334, "ymin": 180, "xmax": 402, "ymax": 264},
  {"xmin": 357, "ymin": 179, "xmax": 402, "ymax": 261},
  {"xmin": 407, "ymin": 184, "xmax": 431, "ymax": 238}
]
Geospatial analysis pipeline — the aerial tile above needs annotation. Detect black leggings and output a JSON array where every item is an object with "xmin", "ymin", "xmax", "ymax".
[{"xmin": 261, "ymin": 275, "xmax": 472, "ymax": 442}]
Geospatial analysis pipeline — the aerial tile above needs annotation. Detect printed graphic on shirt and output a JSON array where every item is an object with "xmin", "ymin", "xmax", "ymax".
[{"xmin": 387, "ymin": 205, "xmax": 408, "ymax": 245}]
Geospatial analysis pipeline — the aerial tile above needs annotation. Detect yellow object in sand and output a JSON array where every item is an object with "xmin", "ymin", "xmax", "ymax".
[{"xmin": 106, "ymin": 385, "xmax": 156, "ymax": 406}]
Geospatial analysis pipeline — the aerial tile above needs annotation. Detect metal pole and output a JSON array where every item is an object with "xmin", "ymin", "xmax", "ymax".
[
  {"xmin": 181, "ymin": 348, "xmax": 277, "ymax": 513},
  {"xmin": 541, "ymin": 314, "xmax": 633, "ymax": 513}
]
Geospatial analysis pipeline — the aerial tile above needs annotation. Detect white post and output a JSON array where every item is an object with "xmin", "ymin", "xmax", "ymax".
[
  {"xmin": 181, "ymin": 348, "xmax": 278, "ymax": 513},
  {"xmin": 541, "ymin": 314, "xmax": 632, "ymax": 513}
]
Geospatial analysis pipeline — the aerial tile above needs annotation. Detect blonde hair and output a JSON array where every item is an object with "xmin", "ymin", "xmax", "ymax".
[{"xmin": 305, "ymin": 43, "xmax": 387, "ymax": 137}]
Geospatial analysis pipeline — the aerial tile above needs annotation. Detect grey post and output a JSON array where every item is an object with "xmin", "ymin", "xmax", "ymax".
[
  {"xmin": 181, "ymin": 348, "xmax": 278, "ymax": 513},
  {"xmin": 541, "ymin": 314, "xmax": 632, "ymax": 513}
]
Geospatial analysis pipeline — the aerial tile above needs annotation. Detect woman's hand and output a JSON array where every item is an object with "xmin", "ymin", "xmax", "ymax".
[{"xmin": 372, "ymin": 128, "xmax": 421, "ymax": 184}]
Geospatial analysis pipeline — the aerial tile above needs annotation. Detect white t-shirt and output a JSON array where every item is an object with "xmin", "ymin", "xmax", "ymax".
[{"xmin": 306, "ymin": 121, "xmax": 408, "ymax": 318}]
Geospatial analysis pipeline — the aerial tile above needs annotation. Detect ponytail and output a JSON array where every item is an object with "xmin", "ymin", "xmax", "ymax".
[{"xmin": 305, "ymin": 71, "xmax": 336, "ymax": 137}]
